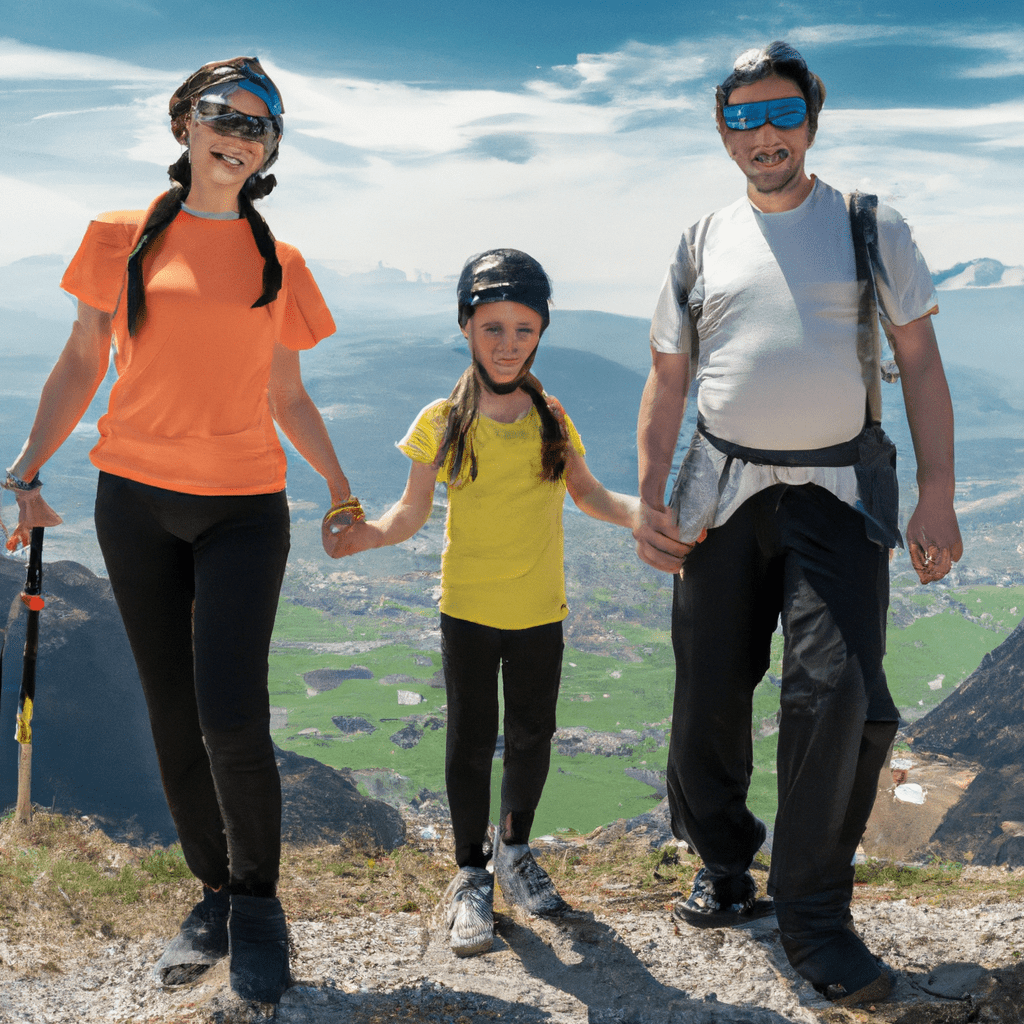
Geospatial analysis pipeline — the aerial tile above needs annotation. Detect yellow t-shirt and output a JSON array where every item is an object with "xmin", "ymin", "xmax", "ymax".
[
  {"xmin": 398, "ymin": 399, "xmax": 585, "ymax": 630},
  {"xmin": 60, "ymin": 197, "xmax": 336, "ymax": 495}
]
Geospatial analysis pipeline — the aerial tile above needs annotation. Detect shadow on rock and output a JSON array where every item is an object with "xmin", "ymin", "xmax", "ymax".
[
  {"xmin": 276, "ymin": 982, "xmax": 554, "ymax": 1023},
  {"xmin": 496, "ymin": 909, "xmax": 796, "ymax": 1024}
]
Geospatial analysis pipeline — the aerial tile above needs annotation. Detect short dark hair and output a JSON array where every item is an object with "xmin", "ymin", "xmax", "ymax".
[{"xmin": 715, "ymin": 41, "xmax": 826, "ymax": 142}]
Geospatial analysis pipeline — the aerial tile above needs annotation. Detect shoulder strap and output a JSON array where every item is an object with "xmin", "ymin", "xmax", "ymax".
[{"xmin": 847, "ymin": 191, "xmax": 887, "ymax": 425}]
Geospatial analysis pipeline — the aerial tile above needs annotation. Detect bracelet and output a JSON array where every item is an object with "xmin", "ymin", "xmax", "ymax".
[
  {"xmin": 323, "ymin": 497, "xmax": 366, "ymax": 534},
  {"xmin": 3, "ymin": 470, "xmax": 41, "ymax": 492}
]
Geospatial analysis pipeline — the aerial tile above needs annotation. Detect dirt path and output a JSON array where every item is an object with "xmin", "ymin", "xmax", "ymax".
[{"xmin": 3, "ymin": 896, "xmax": 1022, "ymax": 1023}]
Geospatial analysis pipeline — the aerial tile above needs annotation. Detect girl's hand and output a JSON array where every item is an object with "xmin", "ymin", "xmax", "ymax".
[
  {"xmin": 3, "ymin": 488, "xmax": 63, "ymax": 552},
  {"xmin": 322, "ymin": 519, "xmax": 377, "ymax": 559}
]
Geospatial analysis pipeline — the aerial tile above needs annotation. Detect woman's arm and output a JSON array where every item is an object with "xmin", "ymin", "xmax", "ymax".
[
  {"xmin": 564, "ymin": 448, "xmax": 640, "ymax": 531},
  {"xmin": 9, "ymin": 302, "xmax": 112, "ymax": 482},
  {"xmin": 323, "ymin": 459, "xmax": 439, "ymax": 558},
  {"xmin": 268, "ymin": 344, "xmax": 352, "ymax": 505},
  {"xmin": 5, "ymin": 301, "xmax": 112, "ymax": 549}
]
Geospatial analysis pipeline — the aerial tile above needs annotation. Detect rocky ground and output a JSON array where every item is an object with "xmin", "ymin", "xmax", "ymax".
[{"xmin": 2, "ymin": 810, "xmax": 1023, "ymax": 1024}]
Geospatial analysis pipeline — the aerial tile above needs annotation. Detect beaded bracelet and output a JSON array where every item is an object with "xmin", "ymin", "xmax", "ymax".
[
  {"xmin": 3, "ymin": 470, "xmax": 42, "ymax": 492},
  {"xmin": 323, "ymin": 496, "xmax": 366, "ymax": 534}
]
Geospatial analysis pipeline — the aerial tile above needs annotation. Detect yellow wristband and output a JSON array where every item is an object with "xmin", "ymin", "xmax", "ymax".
[{"xmin": 323, "ymin": 497, "xmax": 365, "ymax": 533}]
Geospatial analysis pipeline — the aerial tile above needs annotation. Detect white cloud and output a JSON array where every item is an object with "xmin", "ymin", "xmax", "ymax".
[
  {"xmin": 0, "ymin": 37, "xmax": 173, "ymax": 83},
  {"xmin": 2, "ymin": 30, "xmax": 1022, "ymax": 316}
]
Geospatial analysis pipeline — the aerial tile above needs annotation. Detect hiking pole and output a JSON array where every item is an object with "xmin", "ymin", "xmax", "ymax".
[{"xmin": 15, "ymin": 526, "xmax": 45, "ymax": 824}]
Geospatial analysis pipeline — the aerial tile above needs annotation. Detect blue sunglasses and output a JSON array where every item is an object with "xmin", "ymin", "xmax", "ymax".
[{"xmin": 722, "ymin": 96, "xmax": 807, "ymax": 131}]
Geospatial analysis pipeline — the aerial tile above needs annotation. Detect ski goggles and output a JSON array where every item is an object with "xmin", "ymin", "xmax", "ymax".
[
  {"xmin": 722, "ymin": 96, "xmax": 807, "ymax": 131},
  {"xmin": 193, "ymin": 97, "xmax": 282, "ymax": 142}
]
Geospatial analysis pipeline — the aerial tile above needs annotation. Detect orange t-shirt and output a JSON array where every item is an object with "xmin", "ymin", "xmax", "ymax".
[{"xmin": 60, "ymin": 199, "xmax": 336, "ymax": 495}]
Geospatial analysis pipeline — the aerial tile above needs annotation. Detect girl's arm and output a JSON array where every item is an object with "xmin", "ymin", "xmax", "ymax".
[
  {"xmin": 545, "ymin": 394, "xmax": 639, "ymax": 531},
  {"xmin": 268, "ymin": 344, "xmax": 352, "ymax": 505},
  {"xmin": 323, "ymin": 459, "xmax": 439, "ymax": 559},
  {"xmin": 565, "ymin": 448, "xmax": 640, "ymax": 531}
]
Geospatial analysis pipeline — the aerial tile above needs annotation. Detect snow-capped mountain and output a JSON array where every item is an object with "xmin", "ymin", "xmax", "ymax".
[{"xmin": 933, "ymin": 258, "xmax": 1024, "ymax": 290}]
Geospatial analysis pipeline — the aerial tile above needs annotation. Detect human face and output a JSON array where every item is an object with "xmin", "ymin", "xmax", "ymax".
[
  {"xmin": 462, "ymin": 301, "xmax": 543, "ymax": 387},
  {"xmin": 188, "ymin": 88, "xmax": 271, "ymax": 191},
  {"xmin": 720, "ymin": 74, "xmax": 813, "ymax": 212}
]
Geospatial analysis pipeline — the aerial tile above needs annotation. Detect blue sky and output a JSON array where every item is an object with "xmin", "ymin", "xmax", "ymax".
[{"xmin": 4, "ymin": 0, "xmax": 1022, "ymax": 315}]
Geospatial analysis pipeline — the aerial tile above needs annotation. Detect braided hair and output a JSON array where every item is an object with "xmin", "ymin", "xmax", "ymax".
[
  {"xmin": 126, "ymin": 57, "xmax": 284, "ymax": 336},
  {"xmin": 437, "ymin": 249, "xmax": 568, "ymax": 487}
]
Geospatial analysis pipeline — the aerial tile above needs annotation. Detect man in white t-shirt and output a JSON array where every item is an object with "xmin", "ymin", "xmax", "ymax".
[{"xmin": 633, "ymin": 42, "xmax": 962, "ymax": 1008}]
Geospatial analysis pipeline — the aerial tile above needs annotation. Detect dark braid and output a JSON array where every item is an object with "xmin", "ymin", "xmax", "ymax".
[
  {"xmin": 125, "ymin": 153, "xmax": 189, "ymax": 335},
  {"xmin": 521, "ymin": 375, "xmax": 568, "ymax": 482},
  {"xmin": 238, "ymin": 190, "xmax": 282, "ymax": 308},
  {"xmin": 126, "ymin": 154, "xmax": 283, "ymax": 334},
  {"xmin": 437, "ymin": 366, "xmax": 568, "ymax": 486},
  {"xmin": 437, "ymin": 367, "xmax": 480, "ymax": 485}
]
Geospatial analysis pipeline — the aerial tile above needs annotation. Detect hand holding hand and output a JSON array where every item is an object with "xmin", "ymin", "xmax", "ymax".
[
  {"xmin": 322, "ymin": 519, "xmax": 379, "ymax": 559},
  {"xmin": 633, "ymin": 500, "xmax": 701, "ymax": 574}
]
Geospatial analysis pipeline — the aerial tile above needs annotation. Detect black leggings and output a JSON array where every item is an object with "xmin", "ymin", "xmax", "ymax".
[
  {"xmin": 441, "ymin": 614, "xmax": 563, "ymax": 868},
  {"xmin": 95, "ymin": 472, "xmax": 289, "ymax": 894}
]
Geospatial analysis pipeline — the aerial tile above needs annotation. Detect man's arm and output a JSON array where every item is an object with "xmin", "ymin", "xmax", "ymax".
[
  {"xmin": 634, "ymin": 349, "xmax": 695, "ymax": 572},
  {"xmin": 889, "ymin": 312, "xmax": 963, "ymax": 584}
]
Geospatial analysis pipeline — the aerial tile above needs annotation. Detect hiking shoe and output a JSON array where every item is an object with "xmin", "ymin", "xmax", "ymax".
[
  {"xmin": 820, "ymin": 961, "xmax": 898, "ymax": 1007},
  {"xmin": 444, "ymin": 867, "xmax": 494, "ymax": 957},
  {"xmin": 154, "ymin": 886, "xmax": 229, "ymax": 987},
  {"xmin": 494, "ymin": 840, "xmax": 571, "ymax": 918},
  {"xmin": 673, "ymin": 867, "xmax": 775, "ymax": 929},
  {"xmin": 228, "ymin": 894, "xmax": 292, "ymax": 1003}
]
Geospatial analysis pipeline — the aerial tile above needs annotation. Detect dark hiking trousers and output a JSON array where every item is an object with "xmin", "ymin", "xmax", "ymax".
[
  {"xmin": 667, "ymin": 484, "xmax": 897, "ymax": 978},
  {"xmin": 95, "ymin": 472, "xmax": 289, "ymax": 894},
  {"xmin": 441, "ymin": 614, "xmax": 563, "ymax": 869}
]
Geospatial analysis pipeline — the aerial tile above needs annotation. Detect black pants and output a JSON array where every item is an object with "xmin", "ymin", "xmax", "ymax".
[
  {"xmin": 668, "ymin": 484, "xmax": 897, "ymax": 922},
  {"xmin": 441, "ymin": 614, "xmax": 563, "ymax": 868},
  {"xmin": 95, "ymin": 472, "xmax": 290, "ymax": 894}
]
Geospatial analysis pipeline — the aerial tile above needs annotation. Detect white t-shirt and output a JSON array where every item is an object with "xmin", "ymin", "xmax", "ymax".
[{"xmin": 650, "ymin": 178, "xmax": 937, "ymax": 450}]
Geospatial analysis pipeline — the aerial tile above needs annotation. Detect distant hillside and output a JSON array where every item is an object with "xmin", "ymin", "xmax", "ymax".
[
  {"xmin": 0, "ymin": 557, "xmax": 404, "ymax": 848},
  {"xmin": 903, "ymin": 617, "xmax": 1024, "ymax": 866}
]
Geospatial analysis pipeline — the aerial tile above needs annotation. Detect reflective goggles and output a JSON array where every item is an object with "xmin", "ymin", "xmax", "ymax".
[
  {"xmin": 193, "ymin": 98, "xmax": 282, "ymax": 142},
  {"xmin": 722, "ymin": 96, "xmax": 807, "ymax": 131}
]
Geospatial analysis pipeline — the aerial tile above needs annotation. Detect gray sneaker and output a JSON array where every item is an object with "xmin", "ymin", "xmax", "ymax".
[
  {"xmin": 444, "ymin": 867, "xmax": 494, "ymax": 957},
  {"xmin": 494, "ymin": 840, "xmax": 570, "ymax": 917}
]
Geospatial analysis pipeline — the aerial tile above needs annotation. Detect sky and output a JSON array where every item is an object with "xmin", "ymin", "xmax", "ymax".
[{"xmin": 3, "ymin": 0, "xmax": 1023, "ymax": 316}]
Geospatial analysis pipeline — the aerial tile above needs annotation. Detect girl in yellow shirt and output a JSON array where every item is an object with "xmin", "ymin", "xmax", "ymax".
[{"xmin": 324, "ymin": 249, "xmax": 639, "ymax": 956}]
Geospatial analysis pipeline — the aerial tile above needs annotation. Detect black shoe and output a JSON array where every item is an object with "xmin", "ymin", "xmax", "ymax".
[
  {"xmin": 228, "ymin": 894, "xmax": 291, "ymax": 1003},
  {"xmin": 154, "ymin": 886, "xmax": 229, "ymax": 986},
  {"xmin": 820, "ymin": 961, "xmax": 897, "ymax": 1007},
  {"xmin": 673, "ymin": 868, "xmax": 775, "ymax": 929},
  {"xmin": 494, "ymin": 839, "xmax": 571, "ymax": 917}
]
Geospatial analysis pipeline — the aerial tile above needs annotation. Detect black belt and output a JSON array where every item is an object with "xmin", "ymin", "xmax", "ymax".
[{"xmin": 697, "ymin": 415, "xmax": 862, "ymax": 468}]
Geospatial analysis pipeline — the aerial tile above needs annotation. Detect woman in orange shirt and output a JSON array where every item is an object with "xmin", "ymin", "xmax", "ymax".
[{"xmin": 3, "ymin": 57, "xmax": 358, "ymax": 1004}]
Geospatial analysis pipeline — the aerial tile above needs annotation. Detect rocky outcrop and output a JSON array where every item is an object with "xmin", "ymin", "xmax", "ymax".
[
  {"xmin": 894, "ymin": 617, "xmax": 1024, "ymax": 866},
  {"xmin": 304, "ymin": 666, "xmax": 374, "ymax": 692},
  {"xmin": 0, "ymin": 557, "xmax": 405, "ymax": 851}
]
